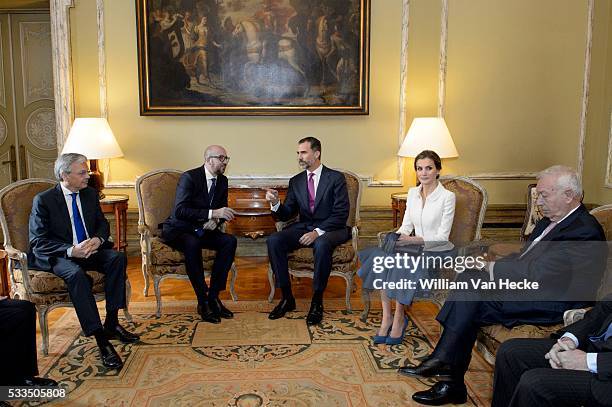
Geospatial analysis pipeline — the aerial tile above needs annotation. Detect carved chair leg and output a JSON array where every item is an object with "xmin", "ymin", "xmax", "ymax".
[
  {"xmin": 142, "ymin": 258, "xmax": 149, "ymax": 297},
  {"xmin": 345, "ymin": 275, "xmax": 353, "ymax": 313},
  {"xmin": 229, "ymin": 263, "xmax": 238, "ymax": 302},
  {"xmin": 154, "ymin": 276, "xmax": 163, "ymax": 318},
  {"xmin": 38, "ymin": 306, "xmax": 50, "ymax": 356},
  {"xmin": 267, "ymin": 266, "xmax": 275, "ymax": 303},
  {"xmin": 360, "ymin": 288, "xmax": 372, "ymax": 322},
  {"xmin": 123, "ymin": 278, "xmax": 133, "ymax": 322}
]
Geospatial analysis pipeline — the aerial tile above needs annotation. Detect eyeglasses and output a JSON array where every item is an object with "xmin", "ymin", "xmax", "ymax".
[{"xmin": 209, "ymin": 155, "xmax": 230, "ymax": 163}]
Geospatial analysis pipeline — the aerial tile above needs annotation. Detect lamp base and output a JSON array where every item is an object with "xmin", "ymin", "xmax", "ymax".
[{"xmin": 88, "ymin": 159, "xmax": 105, "ymax": 199}]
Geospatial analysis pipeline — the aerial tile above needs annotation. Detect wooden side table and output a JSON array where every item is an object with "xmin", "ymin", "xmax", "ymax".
[
  {"xmin": 391, "ymin": 192, "xmax": 408, "ymax": 228},
  {"xmin": 100, "ymin": 194, "xmax": 129, "ymax": 253}
]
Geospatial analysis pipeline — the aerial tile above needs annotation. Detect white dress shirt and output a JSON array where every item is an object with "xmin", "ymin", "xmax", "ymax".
[
  {"xmin": 205, "ymin": 166, "xmax": 216, "ymax": 219},
  {"xmin": 60, "ymin": 184, "xmax": 90, "ymax": 257},
  {"xmin": 396, "ymin": 182, "xmax": 456, "ymax": 251}
]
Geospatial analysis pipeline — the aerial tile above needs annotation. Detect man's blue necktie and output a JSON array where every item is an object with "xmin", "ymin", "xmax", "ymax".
[{"xmin": 70, "ymin": 193, "xmax": 87, "ymax": 243}]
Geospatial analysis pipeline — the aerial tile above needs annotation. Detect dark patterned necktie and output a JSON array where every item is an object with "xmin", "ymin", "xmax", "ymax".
[{"xmin": 209, "ymin": 178, "xmax": 216, "ymax": 205}]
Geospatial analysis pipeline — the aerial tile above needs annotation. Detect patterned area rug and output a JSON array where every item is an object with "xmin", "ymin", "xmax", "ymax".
[{"xmin": 24, "ymin": 300, "xmax": 492, "ymax": 406}]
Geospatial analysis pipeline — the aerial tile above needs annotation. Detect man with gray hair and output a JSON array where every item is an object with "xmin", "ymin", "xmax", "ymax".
[
  {"xmin": 400, "ymin": 165, "xmax": 607, "ymax": 405},
  {"xmin": 28, "ymin": 153, "xmax": 139, "ymax": 371},
  {"xmin": 162, "ymin": 145, "xmax": 237, "ymax": 324}
]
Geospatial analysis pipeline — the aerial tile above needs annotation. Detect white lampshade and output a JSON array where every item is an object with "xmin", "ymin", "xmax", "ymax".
[
  {"xmin": 62, "ymin": 118, "xmax": 123, "ymax": 159},
  {"xmin": 398, "ymin": 117, "xmax": 458, "ymax": 158}
]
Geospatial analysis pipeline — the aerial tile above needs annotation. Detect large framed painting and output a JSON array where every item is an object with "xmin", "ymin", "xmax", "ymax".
[{"xmin": 136, "ymin": 0, "xmax": 370, "ymax": 116}]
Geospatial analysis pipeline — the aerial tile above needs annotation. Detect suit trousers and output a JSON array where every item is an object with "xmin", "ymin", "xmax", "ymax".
[
  {"xmin": 51, "ymin": 249, "xmax": 127, "ymax": 336},
  {"xmin": 163, "ymin": 230, "xmax": 237, "ymax": 305},
  {"xmin": 266, "ymin": 223, "xmax": 350, "ymax": 292},
  {"xmin": 492, "ymin": 338, "xmax": 610, "ymax": 407},
  {"xmin": 0, "ymin": 299, "xmax": 38, "ymax": 384}
]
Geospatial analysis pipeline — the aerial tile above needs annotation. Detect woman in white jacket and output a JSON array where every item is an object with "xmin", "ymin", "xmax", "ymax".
[{"xmin": 358, "ymin": 150, "xmax": 456, "ymax": 345}]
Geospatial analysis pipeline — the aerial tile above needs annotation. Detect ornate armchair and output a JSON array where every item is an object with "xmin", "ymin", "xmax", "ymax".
[
  {"xmin": 360, "ymin": 175, "xmax": 488, "ymax": 320},
  {"xmin": 476, "ymin": 204, "xmax": 612, "ymax": 364},
  {"xmin": 135, "ymin": 169, "xmax": 238, "ymax": 318},
  {"xmin": 0, "ymin": 179, "xmax": 131, "ymax": 356},
  {"xmin": 267, "ymin": 169, "xmax": 362, "ymax": 311}
]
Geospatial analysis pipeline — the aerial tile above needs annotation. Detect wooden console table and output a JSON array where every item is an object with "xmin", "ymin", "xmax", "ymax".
[
  {"xmin": 100, "ymin": 194, "xmax": 129, "ymax": 253},
  {"xmin": 227, "ymin": 185, "xmax": 288, "ymax": 239}
]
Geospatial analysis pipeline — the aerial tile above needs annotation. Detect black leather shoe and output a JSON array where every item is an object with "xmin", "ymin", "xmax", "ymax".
[
  {"xmin": 22, "ymin": 377, "xmax": 58, "ymax": 387},
  {"xmin": 411, "ymin": 381, "xmax": 467, "ymax": 405},
  {"xmin": 210, "ymin": 298, "xmax": 234, "ymax": 319},
  {"xmin": 199, "ymin": 301, "xmax": 221, "ymax": 324},
  {"xmin": 398, "ymin": 357, "xmax": 453, "ymax": 379},
  {"xmin": 306, "ymin": 301, "xmax": 324, "ymax": 326},
  {"xmin": 105, "ymin": 324, "xmax": 140, "ymax": 343},
  {"xmin": 268, "ymin": 298, "xmax": 296, "ymax": 320},
  {"xmin": 99, "ymin": 343, "xmax": 123, "ymax": 370}
]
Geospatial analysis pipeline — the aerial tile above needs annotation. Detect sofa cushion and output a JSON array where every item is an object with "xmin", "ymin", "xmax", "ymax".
[
  {"xmin": 149, "ymin": 237, "xmax": 216, "ymax": 266},
  {"xmin": 13, "ymin": 269, "xmax": 105, "ymax": 294}
]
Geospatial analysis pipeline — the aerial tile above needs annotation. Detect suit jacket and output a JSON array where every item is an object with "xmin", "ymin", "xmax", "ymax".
[
  {"xmin": 493, "ymin": 204, "xmax": 607, "ymax": 322},
  {"xmin": 396, "ymin": 183, "xmax": 456, "ymax": 251},
  {"xmin": 274, "ymin": 165, "xmax": 349, "ymax": 232},
  {"xmin": 161, "ymin": 166, "xmax": 228, "ymax": 241},
  {"xmin": 552, "ymin": 297, "xmax": 612, "ymax": 407},
  {"xmin": 28, "ymin": 185, "xmax": 112, "ymax": 271}
]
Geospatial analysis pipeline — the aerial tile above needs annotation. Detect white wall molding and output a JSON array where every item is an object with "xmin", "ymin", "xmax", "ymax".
[
  {"xmin": 576, "ymin": 0, "xmax": 594, "ymax": 181},
  {"xmin": 437, "ymin": 0, "xmax": 448, "ymax": 117},
  {"xmin": 49, "ymin": 0, "xmax": 74, "ymax": 151},
  {"xmin": 605, "ymin": 110, "xmax": 612, "ymax": 188}
]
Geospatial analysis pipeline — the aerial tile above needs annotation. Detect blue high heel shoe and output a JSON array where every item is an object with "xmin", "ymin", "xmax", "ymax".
[
  {"xmin": 385, "ymin": 316, "xmax": 409, "ymax": 345},
  {"xmin": 371, "ymin": 325, "xmax": 392, "ymax": 345}
]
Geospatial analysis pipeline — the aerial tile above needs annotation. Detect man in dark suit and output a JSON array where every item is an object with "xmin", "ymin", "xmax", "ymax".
[
  {"xmin": 29, "ymin": 153, "xmax": 139, "ymax": 370},
  {"xmin": 162, "ymin": 145, "xmax": 237, "ymax": 324},
  {"xmin": 492, "ymin": 297, "xmax": 612, "ymax": 406},
  {"xmin": 399, "ymin": 165, "xmax": 607, "ymax": 405},
  {"xmin": 0, "ymin": 297, "xmax": 58, "ymax": 386},
  {"xmin": 265, "ymin": 137, "xmax": 350, "ymax": 325}
]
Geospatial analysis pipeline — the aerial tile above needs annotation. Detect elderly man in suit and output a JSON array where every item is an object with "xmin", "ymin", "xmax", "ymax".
[
  {"xmin": 400, "ymin": 165, "xmax": 607, "ymax": 405},
  {"xmin": 161, "ymin": 145, "xmax": 237, "ymax": 324},
  {"xmin": 265, "ymin": 136, "xmax": 350, "ymax": 325},
  {"xmin": 28, "ymin": 153, "xmax": 139, "ymax": 370},
  {"xmin": 492, "ymin": 296, "xmax": 612, "ymax": 406}
]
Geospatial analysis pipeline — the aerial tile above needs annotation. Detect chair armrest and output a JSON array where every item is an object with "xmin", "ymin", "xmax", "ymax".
[
  {"xmin": 275, "ymin": 217, "xmax": 298, "ymax": 232},
  {"xmin": 563, "ymin": 308, "xmax": 589, "ymax": 326},
  {"xmin": 4, "ymin": 246, "xmax": 34, "ymax": 298},
  {"xmin": 377, "ymin": 230, "xmax": 396, "ymax": 247}
]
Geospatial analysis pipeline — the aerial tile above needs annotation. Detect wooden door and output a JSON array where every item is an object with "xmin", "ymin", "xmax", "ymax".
[{"xmin": 0, "ymin": 12, "xmax": 55, "ymax": 188}]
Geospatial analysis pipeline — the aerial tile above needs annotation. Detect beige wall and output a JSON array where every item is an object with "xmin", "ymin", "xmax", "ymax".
[{"xmin": 69, "ymin": 0, "xmax": 612, "ymax": 208}]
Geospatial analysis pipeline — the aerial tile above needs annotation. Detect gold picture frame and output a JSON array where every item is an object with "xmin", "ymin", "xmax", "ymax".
[{"xmin": 136, "ymin": 0, "xmax": 370, "ymax": 116}]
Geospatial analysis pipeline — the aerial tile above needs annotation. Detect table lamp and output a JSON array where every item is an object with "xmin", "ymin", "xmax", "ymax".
[
  {"xmin": 398, "ymin": 117, "xmax": 458, "ymax": 183},
  {"xmin": 61, "ymin": 118, "xmax": 123, "ymax": 199}
]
